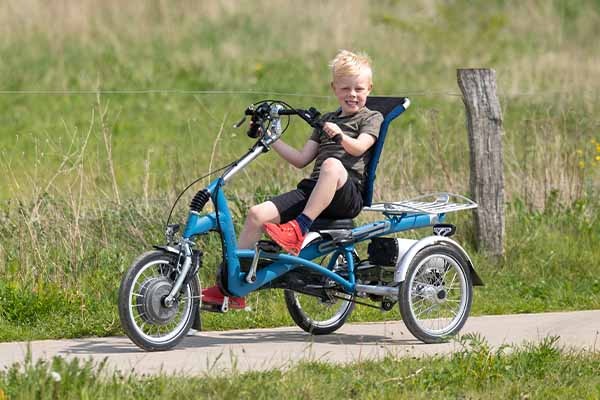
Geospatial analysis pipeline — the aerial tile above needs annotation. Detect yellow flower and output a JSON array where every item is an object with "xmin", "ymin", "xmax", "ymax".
[
  {"xmin": 578, "ymin": 161, "xmax": 585, "ymax": 168},
  {"xmin": 596, "ymin": 155, "xmax": 600, "ymax": 161},
  {"xmin": 576, "ymin": 149, "xmax": 583, "ymax": 156},
  {"xmin": 596, "ymin": 144, "xmax": 600, "ymax": 153}
]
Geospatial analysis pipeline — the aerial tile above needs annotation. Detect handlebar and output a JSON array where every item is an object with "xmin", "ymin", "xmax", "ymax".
[
  {"xmin": 276, "ymin": 109, "xmax": 299, "ymax": 116},
  {"xmin": 243, "ymin": 105, "xmax": 319, "ymax": 121},
  {"xmin": 237, "ymin": 101, "xmax": 323, "ymax": 140}
]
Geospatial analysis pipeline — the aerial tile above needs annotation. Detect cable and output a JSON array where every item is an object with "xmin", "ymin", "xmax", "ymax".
[
  {"xmin": 0, "ymin": 89, "xmax": 332, "ymax": 98},
  {"xmin": 165, "ymin": 99, "xmax": 298, "ymax": 234},
  {"xmin": 164, "ymin": 161, "xmax": 236, "ymax": 231}
]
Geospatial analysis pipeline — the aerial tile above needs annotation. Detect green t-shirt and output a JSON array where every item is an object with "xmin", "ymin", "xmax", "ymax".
[{"xmin": 308, "ymin": 106, "xmax": 383, "ymax": 191}]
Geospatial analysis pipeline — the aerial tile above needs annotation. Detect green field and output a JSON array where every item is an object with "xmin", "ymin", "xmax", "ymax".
[{"xmin": 0, "ymin": 0, "xmax": 599, "ymax": 342}]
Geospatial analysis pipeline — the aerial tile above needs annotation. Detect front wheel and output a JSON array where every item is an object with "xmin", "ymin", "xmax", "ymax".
[
  {"xmin": 399, "ymin": 244, "xmax": 473, "ymax": 343},
  {"xmin": 118, "ymin": 250, "xmax": 200, "ymax": 351},
  {"xmin": 284, "ymin": 253, "xmax": 355, "ymax": 335}
]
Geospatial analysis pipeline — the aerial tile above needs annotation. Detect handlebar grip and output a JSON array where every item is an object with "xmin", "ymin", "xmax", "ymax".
[
  {"xmin": 277, "ymin": 109, "xmax": 297, "ymax": 116},
  {"xmin": 332, "ymin": 134, "xmax": 342, "ymax": 144}
]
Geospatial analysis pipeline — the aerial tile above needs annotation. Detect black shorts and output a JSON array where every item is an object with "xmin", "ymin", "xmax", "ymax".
[{"xmin": 270, "ymin": 178, "xmax": 363, "ymax": 223}]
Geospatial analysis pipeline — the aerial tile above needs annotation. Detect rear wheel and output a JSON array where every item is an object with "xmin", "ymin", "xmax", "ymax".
[
  {"xmin": 284, "ymin": 252, "xmax": 355, "ymax": 335},
  {"xmin": 118, "ymin": 250, "xmax": 200, "ymax": 351},
  {"xmin": 399, "ymin": 245, "xmax": 472, "ymax": 343}
]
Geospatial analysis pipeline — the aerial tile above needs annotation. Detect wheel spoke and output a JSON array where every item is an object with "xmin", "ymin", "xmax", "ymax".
[
  {"xmin": 410, "ymin": 295, "xmax": 427, "ymax": 307},
  {"xmin": 444, "ymin": 270, "xmax": 459, "ymax": 290},
  {"xmin": 413, "ymin": 279, "xmax": 433, "ymax": 287},
  {"xmin": 415, "ymin": 303, "xmax": 439, "ymax": 319}
]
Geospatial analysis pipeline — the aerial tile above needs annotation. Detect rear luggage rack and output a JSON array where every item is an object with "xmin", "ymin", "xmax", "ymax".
[{"xmin": 363, "ymin": 193, "xmax": 478, "ymax": 215}]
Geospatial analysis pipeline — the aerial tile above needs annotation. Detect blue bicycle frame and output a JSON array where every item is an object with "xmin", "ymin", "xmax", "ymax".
[{"xmin": 182, "ymin": 176, "xmax": 446, "ymax": 298}]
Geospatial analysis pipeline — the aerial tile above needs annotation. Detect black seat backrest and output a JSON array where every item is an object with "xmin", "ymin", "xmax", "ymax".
[{"xmin": 362, "ymin": 96, "xmax": 410, "ymax": 206}]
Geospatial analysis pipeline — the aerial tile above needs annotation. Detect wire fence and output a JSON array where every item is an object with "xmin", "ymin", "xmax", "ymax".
[
  {"xmin": 1, "ymin": 89, "xmax": 598, "ymax": 98},
  {"xmin": 0, "ymin": 89, "xmax": 459, "ymax": 97}
]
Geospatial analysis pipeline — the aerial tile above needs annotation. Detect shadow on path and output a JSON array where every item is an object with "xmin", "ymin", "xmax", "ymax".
[{"xmin": 62, "ymin": 329, "xmax": 422, "ymax": 355}]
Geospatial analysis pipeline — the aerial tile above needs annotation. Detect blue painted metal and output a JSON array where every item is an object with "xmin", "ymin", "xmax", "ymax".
[
  {"xmin": 363, "ymin": 100, "xmax": 408, "ymax": 206},
  {"xmin": 228, "ymin": 249, "xmax": 357, "ymax": 296},
  {"xmin": 182, "ymin": 213, "xmax": 217, "ymax": 238}
]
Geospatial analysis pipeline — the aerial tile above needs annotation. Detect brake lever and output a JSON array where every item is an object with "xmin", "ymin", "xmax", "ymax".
[
  {"xmin": 297, "ymin": 107, "xmax": 323, "ymax": 129},
  {"xmin": 233, "ymin": 115, "xmax": 247, "ymax": 128}
]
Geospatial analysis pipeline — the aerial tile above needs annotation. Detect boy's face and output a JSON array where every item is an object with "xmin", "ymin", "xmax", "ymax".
[{"xmin": 331, "ymin": 70, "xmax": 372, "ymax": 116}]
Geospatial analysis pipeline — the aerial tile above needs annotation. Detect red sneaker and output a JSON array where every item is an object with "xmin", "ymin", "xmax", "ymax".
[
  {"xmin": 201, "ymin": 285, "xmax": 246, "ymax": 309},
  {"xmin": 263, "ymin": 220, "xmax": 306, "ymax": 256}
]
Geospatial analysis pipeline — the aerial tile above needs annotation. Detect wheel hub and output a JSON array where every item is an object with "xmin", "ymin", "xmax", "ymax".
[
  {"xmin": 418, "ymin": 284, "xmax": 447, "ymax": 304},
  {"xmin": 136, "ymin": 277, "xmax": 178, "ymax": 325},
  {"xmin": 436, "ymin": 289, "xmax": 447, "ymax": 302}
]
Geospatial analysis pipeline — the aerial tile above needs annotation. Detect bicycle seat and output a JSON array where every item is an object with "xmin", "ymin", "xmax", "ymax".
[{"xmin": 310, "ymin": 218, "xmax": 354, "ymax": 231}]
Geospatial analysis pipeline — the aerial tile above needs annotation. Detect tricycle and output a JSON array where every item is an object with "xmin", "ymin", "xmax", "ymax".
[{"xmin": 118, "ymin": 97, "xmax": 483, "ymax": 351}]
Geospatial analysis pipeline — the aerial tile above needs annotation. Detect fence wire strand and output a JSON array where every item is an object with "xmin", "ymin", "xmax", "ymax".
[
  {"xmin": 0, "ymin": 89, "xmax": 598, "ymax": 97},
  {"xmin": 0, "ymin": 89, "xmax": 463, "ymax": 97}
]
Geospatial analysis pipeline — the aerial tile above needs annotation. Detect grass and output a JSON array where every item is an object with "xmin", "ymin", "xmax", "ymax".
[
  {"xmin": 0, "ymin": 0, "xmax": 599, "ymax": 341},
  {"xmin": 0, "ymin": 195, "xmax": 598, "ymax": 341},
  {"xmin": 1, "ymin": 336, "xmax": 600, "ymax": 399}
]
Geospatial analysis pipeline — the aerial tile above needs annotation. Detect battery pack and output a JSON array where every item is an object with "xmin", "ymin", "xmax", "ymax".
[{"xmin": 367, "ymin": 237, "xmax": 417, "ymax": 267}]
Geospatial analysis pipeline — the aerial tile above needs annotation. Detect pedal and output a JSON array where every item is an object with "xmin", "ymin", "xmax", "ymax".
[
  {"xmin": 199, "ymin": 302, "xmax": 252, "ymax": 313},
  {"xmin": 256, "ymin": 240, "xmax": 281, "ymax": 253},
  {"xmin": 200, "ymin": 302, "xmax": 227, "ymax": 313},
  {"xmin": 199, "ymin": 297, "xmax": 229, "ymax": 313},
  {"xmin": 221, "ymin": 296, "xmax": 229, "ymax": 312},
  {"xmin": 246, "ymin": 240, "xmax": 280, "ymax": 284}
]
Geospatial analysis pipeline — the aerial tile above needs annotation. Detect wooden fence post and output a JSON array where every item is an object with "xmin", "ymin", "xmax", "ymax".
[{"xmin": 457, "ymin": 68, "xmax": 505, "ymax": 258}]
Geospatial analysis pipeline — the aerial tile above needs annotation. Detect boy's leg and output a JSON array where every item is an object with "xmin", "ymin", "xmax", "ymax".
[
  {"xmin": 264, "ymin": 158, "xmax": 348, "ymax": 255},
  {"xmin": 302, "ymin": 158, "xmax": 348, "ymax": 220},
  {"xmin": 238, "ymin": 201, "xmax": 280, "ymax": 249},
  {"xmin": 202, "ymin": 201, "xmax": 280, "ymax": 309}
]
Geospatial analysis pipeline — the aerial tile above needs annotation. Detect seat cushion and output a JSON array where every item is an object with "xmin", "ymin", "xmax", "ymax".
[{"xmin": 310, "ymin": 218, "xmax": 355, "ymax": 231}]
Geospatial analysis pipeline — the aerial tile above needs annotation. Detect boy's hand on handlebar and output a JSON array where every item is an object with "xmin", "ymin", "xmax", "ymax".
[{"xmin": 323, "ymin": 122, "xmax": 343, "ymax": 143}]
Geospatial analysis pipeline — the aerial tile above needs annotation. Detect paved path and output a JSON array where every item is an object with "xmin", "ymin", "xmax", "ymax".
[{"xmin": 1, "ymin": 310, "xmax": 598, "ymax": 376}]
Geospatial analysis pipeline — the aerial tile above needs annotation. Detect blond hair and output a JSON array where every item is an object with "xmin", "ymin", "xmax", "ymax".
[{"xmin": 329, "ymin": 50, "xmax": 373, "ymax": 83}]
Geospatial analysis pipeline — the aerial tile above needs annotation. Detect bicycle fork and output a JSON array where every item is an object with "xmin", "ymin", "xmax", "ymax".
[{"xmin": 163, "ymin": 239, "xmax": 195, "ymax": 307}]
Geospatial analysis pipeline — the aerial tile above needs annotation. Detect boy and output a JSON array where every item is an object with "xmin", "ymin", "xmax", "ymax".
[{"xmin": 202, "ymin": 50, "xmax": 384, "ymax": 309}]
